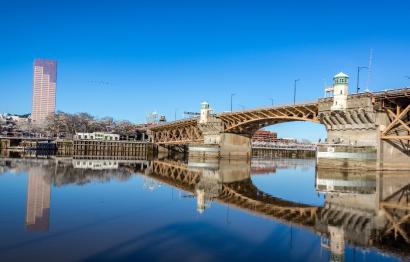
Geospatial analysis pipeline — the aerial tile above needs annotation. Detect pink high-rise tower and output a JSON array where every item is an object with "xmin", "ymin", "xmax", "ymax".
[{"xmin": 31, "ymin": 59, "xmax": 57, "ymax": 122}]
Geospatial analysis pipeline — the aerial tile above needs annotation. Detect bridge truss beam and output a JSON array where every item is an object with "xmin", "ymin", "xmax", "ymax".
[
  {"xmin": 219, "ymin": 103, "xmax": 320, "ymax": 135},
  {"xmin": 381, "ymin": 104, "xmax": 410, "ymax": 142},
  {"xmin": 150, "ymin": 119, "xmax": 203, "ymax": 145}
]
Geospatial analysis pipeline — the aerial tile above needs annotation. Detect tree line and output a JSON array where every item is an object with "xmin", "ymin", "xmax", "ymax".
[{"xmin": 43, "ymin": 111, "xmax": 142, "ymax": 138}]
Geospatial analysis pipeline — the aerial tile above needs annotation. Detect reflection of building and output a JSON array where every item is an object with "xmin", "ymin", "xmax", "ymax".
[
  {"xmin": 316, "ymin": 169, "xmax": 376, "ymax": 258},
  {"xmin": 321, "ymin": 226, "xmax": 345, "ymax": 262},
  {"xmin": 31, "ymin": 58, "xmax": 57, "ymax": 122},
  {"xmin": 195, "ymin": 169, "xmax": 221, "ymax": 214},
  {"xmin": 250, "ymin": 159, "xmax": 276, "ymax": 175},
  {"xmin": 26, "ymin": 170, "xmax": 51, "ymax": 231},
  {"xmin": 73, "ymin": 159, "xmax": 119, "ymax": 170}
]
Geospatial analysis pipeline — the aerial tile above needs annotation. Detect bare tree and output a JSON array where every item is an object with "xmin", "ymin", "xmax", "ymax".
[{"xmin": 42, "ymin": 112, "xmax": 140, "ymax": 138}]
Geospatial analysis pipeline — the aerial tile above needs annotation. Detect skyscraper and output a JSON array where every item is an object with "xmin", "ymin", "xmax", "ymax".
[{"xmin": 31, "ymin": 59, "xmax": 57, "ymax": 122}]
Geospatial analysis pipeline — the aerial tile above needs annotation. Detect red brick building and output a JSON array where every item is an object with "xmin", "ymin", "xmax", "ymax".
[{"xmin": 252, "ymin": 130, "xmax": 278, "ymax": 142}]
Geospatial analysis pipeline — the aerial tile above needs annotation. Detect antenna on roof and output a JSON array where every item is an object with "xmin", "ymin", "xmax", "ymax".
[{"xmin": 365, "ymin": 48, "xmax": 373, "ymax": 92}]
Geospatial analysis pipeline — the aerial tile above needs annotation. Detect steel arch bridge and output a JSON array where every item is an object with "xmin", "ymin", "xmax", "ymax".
[{"xmin": 149, "ymin": 102, "xmax": 320, "ymax": 145}]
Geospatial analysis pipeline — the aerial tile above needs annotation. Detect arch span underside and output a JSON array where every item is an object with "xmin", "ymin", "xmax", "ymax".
[
  {"xmin": 149, "ymin": 103, "xmax": 320, "ymax": 144},
  {"xmin": 219, "ymin": 103, "xmax": 320, "ymax": 135}
]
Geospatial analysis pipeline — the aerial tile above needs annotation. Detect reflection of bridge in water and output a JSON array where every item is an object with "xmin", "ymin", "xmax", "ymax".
[
  {"xmin": 1, "ymin": 157, "xmax": 409, "ymax": 259},
  {"xmin": 144, "ymin": 159, "xmax": 410, "ymax": 259}
]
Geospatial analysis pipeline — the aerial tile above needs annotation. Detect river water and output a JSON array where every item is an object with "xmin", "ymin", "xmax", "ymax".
[{"xmin": 0, "ymin": 156, "xmax": 408, "ymax": 261}]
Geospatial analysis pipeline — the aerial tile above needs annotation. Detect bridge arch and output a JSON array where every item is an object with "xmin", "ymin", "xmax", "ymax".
[
  {"xmin": 218, "ymin": 103, "xmax": 321, "ymax": 136},
  {"xmin": 222, "ymin": 116, "xmax": 321, "ymax": 135}
]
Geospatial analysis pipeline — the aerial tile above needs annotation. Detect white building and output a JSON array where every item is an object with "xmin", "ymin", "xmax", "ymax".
[
  {"xmin": 74, "ymin": 132, "xmax": 120, "ymax": 141},
  {"xmin": 199, "ymin": 101, "xmax": 211, "ymax": 124},
  {"xmin": 330, "ymin": 72, "xmax": 349, "ymax": 111},
  {"xmin": 73, "ymin": 159, "xmax": 119, "ymax": 170}
]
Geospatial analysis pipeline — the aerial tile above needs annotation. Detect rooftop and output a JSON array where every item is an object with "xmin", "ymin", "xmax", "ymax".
[{"xmin": 334, "ymin": 72, "xmax": 349, "ymax": 78}]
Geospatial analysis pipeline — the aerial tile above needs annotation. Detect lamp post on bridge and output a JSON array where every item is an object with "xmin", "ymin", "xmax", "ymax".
[
  {"xmin": 356, "ymin": 66, "xmax": 368, "ymax": 93},
  {"xmin": 269, "ymin": 98, "xmax": 274, "ymax": 106},
  {"xmin": 230, "ymin": 93, "xmax": 236, "ymax": 112},
  {"xmin": 293, "ymin": 79, "xmax": 300, "ymax": 105}
]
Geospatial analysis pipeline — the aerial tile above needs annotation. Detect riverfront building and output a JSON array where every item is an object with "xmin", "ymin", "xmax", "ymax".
[
  {"xmin": 31, "ymin": 59, "xmax": 57, "ymax": 123},
  {"xmin": 252, "ymin": 130, "xmax": 278, "ymax": 142},
  {"xmin": 74, "ymin": 132, "xmax": 120, "ymax": 141}
]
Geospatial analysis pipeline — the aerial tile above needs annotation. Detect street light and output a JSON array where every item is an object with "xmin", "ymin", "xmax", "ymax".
[
  {"xmin": 356, "ymin": 66, "xmax": 368, "ymax": 93},
  {"xmin": 174, "ymin": 108, "xmax": 178, "ymax": 121},
  {"xmin": 293, "ymin": 79, "xmax": 300, "ymax": 105},
  {"xmin": 230, "ymin": 93, "xmax": 236, "ymax": 112},
  {"xmin": 269, "ymin": 98, "xmax": 274, "ymax": 106}
]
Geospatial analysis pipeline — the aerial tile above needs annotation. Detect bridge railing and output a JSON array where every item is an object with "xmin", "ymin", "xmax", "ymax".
[
  {"xmin": 319, "ymin": 87, "xmax": 410, "ymax": 102},
  {"xmin": 219, "ymin": 100, "xmax": 319, "ymax": 115},
  {"xmin": 147, "ymin": 116, "xmax": 199, "ymax": 128}
]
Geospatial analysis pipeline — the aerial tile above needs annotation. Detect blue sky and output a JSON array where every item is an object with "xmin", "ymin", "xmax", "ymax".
[{"xmin": 1, "ymin": 0, "xmax": 410, "ymax": 141}]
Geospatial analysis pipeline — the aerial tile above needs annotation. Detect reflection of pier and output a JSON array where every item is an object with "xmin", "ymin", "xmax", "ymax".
[
  {"xmin": 380, "ymin": 179, "xmax": 410, "ymax": 244},
  {"xmin": 315, "ymin": 169, "xmax": 410, "ymax": 257},
  {"xmin": 316, "ymin": 170, "xmax": 376, "ymax": 194}
]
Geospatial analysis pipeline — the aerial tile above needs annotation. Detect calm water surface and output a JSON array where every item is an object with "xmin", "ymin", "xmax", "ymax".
[{"xmin": 0, "ymin": 156, "xmax": 408, "ymax": 261}]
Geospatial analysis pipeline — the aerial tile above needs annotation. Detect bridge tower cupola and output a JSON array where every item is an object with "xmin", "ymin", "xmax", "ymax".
[
  {"xmin": 331, "ymin": 72, "xmax": 349, "ymax": 111},
  {"xmin": 200, "ymin": 101, "xmax": 211, "ymax": 124}
]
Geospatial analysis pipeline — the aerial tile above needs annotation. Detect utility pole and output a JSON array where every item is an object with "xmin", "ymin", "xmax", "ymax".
[
  {"xmin": 230, "ymin": 93, "xmax": 236, "ymax": 112},
  {"xmin": 293, "ymin": 79, "xmax": 300, "ymax": 105},
  {"xmin": 356, "ymin": 66, "xmax": 368, "ymax": 93}
]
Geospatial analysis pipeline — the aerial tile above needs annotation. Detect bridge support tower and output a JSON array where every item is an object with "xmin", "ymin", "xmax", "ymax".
[{"xmin": 189, "ymin": 102, "xmax": 251, "ymax": 160}]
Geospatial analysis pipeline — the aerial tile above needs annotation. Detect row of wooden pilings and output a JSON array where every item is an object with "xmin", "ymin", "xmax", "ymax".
[{"xmin": 57, "ymin": 139, "xmax": 153, "ymax": 158}]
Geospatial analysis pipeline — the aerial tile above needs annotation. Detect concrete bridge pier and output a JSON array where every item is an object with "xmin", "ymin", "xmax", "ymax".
[
  {"xmin": 188, "ymin": 102, "xmax": 252, "ymax": 160},
  {"xmin": 188, "ymin": 133, "xmax": 251, "ymax": 160},
  {"xmin": 317, "ymin": 86, "xmax": 410, "ymax": 171},
  {"xmin": 219, "ymin": 133, "xmax": 252, "ymax": 159}
]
